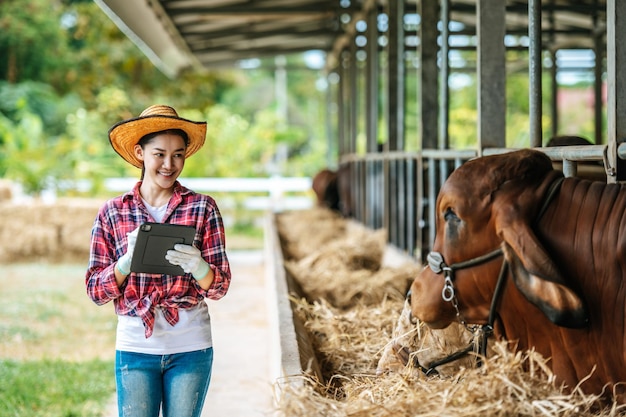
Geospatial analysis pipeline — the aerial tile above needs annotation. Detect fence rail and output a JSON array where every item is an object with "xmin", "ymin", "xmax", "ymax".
[
  {"xmin": 52, "ymin": 177, "xmax": 314, "ymax": 212},
  {"xmin": 104, "ymin": 176, "xmax": 312, "ymax": 195},
  {"xmin": 106, "ymin": 177, "xmax": 314, "ymax": 212}
]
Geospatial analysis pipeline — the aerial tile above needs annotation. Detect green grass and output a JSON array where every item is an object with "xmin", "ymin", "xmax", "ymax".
[
  {"xmin": 0, "ymin": 264, "xmax": 117, "ymax": 417},
  {"xmin": 0, "ymin": 359, "xmax": 115, "ymax": 417}
]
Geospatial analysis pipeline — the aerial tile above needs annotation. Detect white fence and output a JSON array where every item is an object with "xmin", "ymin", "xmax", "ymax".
[{"xmin": 104, "ymin": 176, "xmax": 314, "ymax": 211}]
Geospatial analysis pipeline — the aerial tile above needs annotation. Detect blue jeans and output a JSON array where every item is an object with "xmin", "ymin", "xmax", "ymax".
[{"xmin": 115, "ymin": 348, "xmax": 213, "ymax": 417}]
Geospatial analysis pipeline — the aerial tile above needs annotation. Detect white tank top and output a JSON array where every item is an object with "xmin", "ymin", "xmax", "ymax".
[
  {"xmin": 142, "ymin": 197, "xmax": 168, "ymax": 223},
  {"xmin": 116, "ymin": 303, "xmax": 213, "ymax": 354}
]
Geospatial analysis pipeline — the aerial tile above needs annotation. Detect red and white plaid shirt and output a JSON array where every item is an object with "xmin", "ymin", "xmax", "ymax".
[{"xmin": 86, "ymin": 181, "xmax": 231, "ymax": 338}]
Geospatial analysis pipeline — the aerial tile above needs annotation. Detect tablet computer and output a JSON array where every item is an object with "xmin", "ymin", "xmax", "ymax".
[{"xmin": 130, "ymin": 222, "xmax": 197, "ymax": 275}]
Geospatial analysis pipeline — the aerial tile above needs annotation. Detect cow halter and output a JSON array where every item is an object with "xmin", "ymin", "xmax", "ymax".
[
  {"xmin": 413, "ymin": 247, "xmax": 508, "ymax": 375},
  {"xmin": 409, "ymin": 176, "xmax": 564, "ymax": 376}
]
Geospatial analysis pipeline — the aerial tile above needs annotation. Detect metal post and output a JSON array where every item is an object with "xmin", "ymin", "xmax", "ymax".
[
  {"xmin": 366, "ymin": 6, "xmax": 379, "ymax": 153},
  {"xmin": 439, "ymin": 0, "xmax": 450, "ymax": 151},
  {"xmin": 607, "ymin": 0, "xmax": 626, "ymax": 181},
  {"xmin": 529, "ymin": 0, "xmax": 543, "ymax": 147},
  {"xmin": 337, "ymin": 58, "xmax": 347, "ymax": 156},
  {"xmin": 326, "ymin": 72, "xmax": 336, "ymax": 166},
  {"xmin": 350, "ymin": 41, "xmax": 358, "ymax": 155},
  {"xmin": 593, "ymin": 1, "xmax": 604, "ymax": 144},
  {"xmin": 550, "ymin": 49, "xmax": 559, "ymax": 138},
  {"xmin": 477, "ymin": 0, "xmax": 506, "ymax": 151},
  {"xmin": 419, "ymin": 0, "xmax": 439, "ymax": 149},
  {"xmin": 388, "ymin": 0, "xmax": 405, "ymax": 151}
]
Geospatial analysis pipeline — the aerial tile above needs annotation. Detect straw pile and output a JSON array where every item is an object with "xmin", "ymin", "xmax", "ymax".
[
  {"xmin": 274, "ymin": 208, "xmax": 625, "ymax": 417},
  {"xmin": 0, "ymin": 198, "xmax": 101, "ymax": 263},
  {"xmin": 280, "ymin": 208, "xmax": 415, "ymax": 308}
]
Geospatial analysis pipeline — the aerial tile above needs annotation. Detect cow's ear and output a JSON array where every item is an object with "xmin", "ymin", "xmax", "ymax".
[{"xmin": 499, "ymin": 222, "xmax": 589, "ymax": 328}]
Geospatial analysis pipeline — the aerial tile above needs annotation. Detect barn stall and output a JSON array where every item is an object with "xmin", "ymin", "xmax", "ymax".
[{"xmin": 266, "ymin": 207, "xmax": 623, "ymax": 416}]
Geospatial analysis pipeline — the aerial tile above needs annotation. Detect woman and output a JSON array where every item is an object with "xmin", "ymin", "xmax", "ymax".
[{"xmin": 86, "ymin": 104, "xmax": 231, "ymax": 417}]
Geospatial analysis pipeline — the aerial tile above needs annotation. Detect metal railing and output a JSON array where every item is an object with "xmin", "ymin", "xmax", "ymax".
[{"xmin": 341, "ymin": 144, "xmax": 616, "ymax": 263}]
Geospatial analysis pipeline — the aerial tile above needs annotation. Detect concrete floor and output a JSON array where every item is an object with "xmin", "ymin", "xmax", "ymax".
[{"xmin": 202, "ymin": 250, "xmax": 275, "ymax": 416}]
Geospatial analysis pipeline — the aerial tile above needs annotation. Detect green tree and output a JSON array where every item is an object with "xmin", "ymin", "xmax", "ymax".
[
  {"xmin": 0, "ymin": 110, "xmax": 61, "ymax": 195},
  {"xmin": 0, "ymin": 81, "xmax": 81, "ymax": 194},
  {"xmin": 0, "ymin": 0, "xmax": 70, "ymax": 84},
  {"xmin": 183, "ymin": 105, "xmax": 318, "ymax": 179},
  {"xmin": 0, "ymin": 0, "xmax": 332, "ymax": 197}
]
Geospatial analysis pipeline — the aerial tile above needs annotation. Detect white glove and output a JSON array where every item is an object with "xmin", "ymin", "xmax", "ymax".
[
  {"xmin": 116, "ymin": 227, "xmax": 139, "ymax": 276},
  {"xmin": 165, "ymin": 244, "xmax": 210, "ymax": 280}
]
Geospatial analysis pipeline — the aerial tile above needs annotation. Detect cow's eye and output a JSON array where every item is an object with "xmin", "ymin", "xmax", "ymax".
[
  {"xmin": 443, "ymin": 207, "xmax": 461, "ymax": 239},
  {"xmin": 443, "ymin": 208, "xmax": 458, "ymax": 222}
]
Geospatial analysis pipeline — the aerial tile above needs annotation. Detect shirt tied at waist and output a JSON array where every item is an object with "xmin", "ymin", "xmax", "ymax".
[{"xmin": 123, "ymin": 287, "xmax": 200, "ymax": 338}]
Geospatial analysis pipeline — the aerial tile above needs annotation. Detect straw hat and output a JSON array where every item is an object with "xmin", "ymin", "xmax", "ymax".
[{"xmin": 108, "ymin": 104, "xmax": 207, "ymax": 168}]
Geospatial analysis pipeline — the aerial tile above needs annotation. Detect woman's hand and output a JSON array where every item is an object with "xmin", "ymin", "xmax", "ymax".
[
  {"xmin": 116, "ymin": 227, "xmax": 139, "ymax": 276},
  {"xmin": 166, "ymin": 244, "xmax": 210, "ymax": 281}
]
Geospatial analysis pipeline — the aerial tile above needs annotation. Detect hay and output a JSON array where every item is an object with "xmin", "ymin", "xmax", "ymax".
[
  {"xmin": 0, "ymin": 180, "xmax": 14, "ymax": 202},
  {"xmin": 282, "ymin": 208, "xmax": 416, "ymax": 308},
  {"xmin": 0, "ymin": 198, "xmax": 101, "ymax": 263},
  {"xmin": 282, "ymin": 296, "xmax": 619, "ymax": 416},
  {"xmin": 274, "ymin": 208, "xmax": 626, "ymax": 417},
  {"xmin": 277, "ymin": 208, "xmax": 348, "ymax": 260},
  {"xmin": 285, "ymin": 259, "xmax": 416, "ymax": 309},
  {"xmin": 376, "ymin": 299, "xmax": 474, "ymax": 378},
  {"xmin": 277, "ymin": 342, "xmax": 616, "ymax": 417},
  {"xmin": 290, "ymin": 296, "xmax": 402, "ymax": 385}
]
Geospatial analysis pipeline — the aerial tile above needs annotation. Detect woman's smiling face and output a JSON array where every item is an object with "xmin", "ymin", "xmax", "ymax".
[{"xmin": 134, "ymin": 132, "xmax": 186, "ymax": 189}]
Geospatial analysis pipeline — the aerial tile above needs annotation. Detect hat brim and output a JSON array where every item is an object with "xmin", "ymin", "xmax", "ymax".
[{"xmin": 109, "ymin": 115, "xmax": 207, "ymax": 168}]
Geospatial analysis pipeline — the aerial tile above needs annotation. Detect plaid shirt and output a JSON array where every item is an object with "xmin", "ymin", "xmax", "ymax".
[{"xmin": 86, "ymin": 181, "xmax": 231, "ymax": 338}]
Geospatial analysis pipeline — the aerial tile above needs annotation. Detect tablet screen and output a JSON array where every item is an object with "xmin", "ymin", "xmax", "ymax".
[{"xmin": 130, "ymin": 223, "xmax": 197, "ymax": 275}]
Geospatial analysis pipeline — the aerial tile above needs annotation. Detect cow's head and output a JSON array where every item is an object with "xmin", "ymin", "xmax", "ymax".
[{"xmin": 410, "ymin": 149, "xmax": 588, "ymax": 330}]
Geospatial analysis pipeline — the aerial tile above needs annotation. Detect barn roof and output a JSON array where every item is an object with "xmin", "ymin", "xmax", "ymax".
[{"xmin": 95, "ymin": 0, "xmax": 607, "ymax": 77}]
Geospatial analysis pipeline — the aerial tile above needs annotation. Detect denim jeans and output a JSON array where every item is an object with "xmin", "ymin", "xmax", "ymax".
[{"xmin": 115, "ymin": 348, "xmax": 213, "ymax": 417}]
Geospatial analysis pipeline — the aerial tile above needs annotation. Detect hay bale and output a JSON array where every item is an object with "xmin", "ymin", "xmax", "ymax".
[
  {"xmin": 0, "ymin": 198, "xmax": 101, "ymax": 263},
  {"xmin": 0, "ymin": 180, "xmax": 14, "ymax": 202}
]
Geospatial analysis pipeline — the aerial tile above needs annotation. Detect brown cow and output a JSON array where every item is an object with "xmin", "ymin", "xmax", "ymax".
[
  {"xmin": 410, "ymin": 149, "xmax": 626, "ymax": 402},
  {"xmin": 311, "ymin": 166, "xmax": 354, "ymax": 217},
  {"xmin": 311, "ymin": 168, "xmax": 340, "ymax": 211},
  {"xmin": 546, "ymin": 135, "xmax": 593, "ymax": 147},
  {"xmin": 546, "ymin": 135, "xmax": 606, "ymax": 182}
]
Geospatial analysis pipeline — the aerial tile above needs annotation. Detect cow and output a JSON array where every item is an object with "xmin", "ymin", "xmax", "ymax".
[
  {"xmin": 546, "ymin": 135, "xmax": 606, "ymax": 182},
  {"xmin": 546, "ymin": 135, "xmax": 593, "ymax": 147},
  {"xmin": 311, "ymin": 166, "xmax": 354, "ymax": 217},
  {"xmin": 410, "ymin": 148, "xmax": 626, "ymax": 403},
  {"xmin": 311, "ymin": 168, "xmax": 340, "ymax": 211}
]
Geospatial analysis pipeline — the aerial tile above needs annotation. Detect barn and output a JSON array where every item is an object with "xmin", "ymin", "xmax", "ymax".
[{"xmin": 97, "ymin": 0, "xmax": 626, "ymax": 414}]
